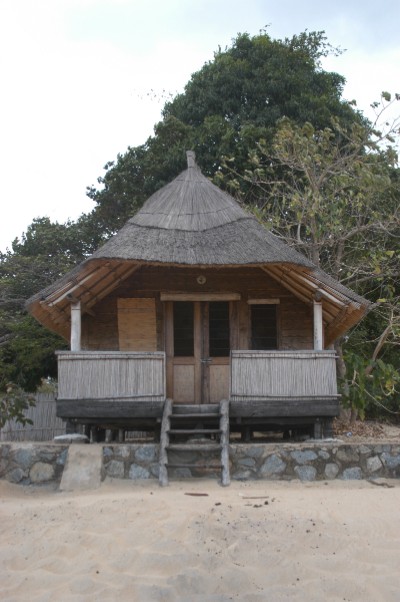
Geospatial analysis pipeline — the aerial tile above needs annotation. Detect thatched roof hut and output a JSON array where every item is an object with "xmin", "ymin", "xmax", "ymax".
[{"xmin": 27, "ymin": 151, "xmax": 369, "ymax": 345}]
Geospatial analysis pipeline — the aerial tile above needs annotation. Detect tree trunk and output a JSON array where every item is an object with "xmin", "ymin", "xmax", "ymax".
[{"xmin": 335, "ymin": 338, "xmax": 353, "ymax": 422}]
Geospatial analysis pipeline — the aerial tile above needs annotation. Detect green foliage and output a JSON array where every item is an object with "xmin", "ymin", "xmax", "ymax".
[
  {"xmin": 341, "ymin": 352, "xmax": 400, "ymax": 420},
  {"xmin": 89, "ymin": 30, "xmax": 360, "ymax": 217},
  {"xmin": 239, "ymin": 115, "xmax": 398, "ymax": 273},
  {"xmin": 0, "ymin": 314, "xmax": 66, "ymax": 391},
  {"xmin": 0, "ymin": 383, "xmax": 35, "ymax": 429},
  {"xmin": 164, "ymin": 31, "xmax": 352, "ymax": 130},
  {"xmin": 0, "ymin": 217, "xmax": 84, "ymax": 392}
]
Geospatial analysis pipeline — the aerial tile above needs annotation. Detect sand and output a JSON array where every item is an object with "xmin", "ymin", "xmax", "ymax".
[{"xmin": 1, "ymin": 478, "xmax": 399, "ymax": 602}]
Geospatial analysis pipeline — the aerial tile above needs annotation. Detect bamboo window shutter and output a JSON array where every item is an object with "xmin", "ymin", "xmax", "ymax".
[{"xmin": 117, "ymin": 298, "xmax": 157, "ymax": 351}]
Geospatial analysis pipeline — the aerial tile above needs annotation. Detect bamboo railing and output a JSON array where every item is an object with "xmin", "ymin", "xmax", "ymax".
[
  {"xmin": 230, "ymin": 350, "xmax": 338, "ymax": 401},
  {"xmin": 57, "ymin": 351, "xmax": 166, "ymax": 401}
]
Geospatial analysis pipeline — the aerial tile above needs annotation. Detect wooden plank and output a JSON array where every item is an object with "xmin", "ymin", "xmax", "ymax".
[
  {"xmin": 247, "ymin": 298, "xmax": 280, "ymax": 304},
  {"xmin": 230, "ymin": 398, "xmax": 339, "ymax": 418},
  {"xmin": 160, "ymin": 293, "xmax": 241, "ymax": 301},
  {"xmin": 57, "ymin": 400, "xmax": 165, "ymax": 419},
  {"xmin": 173, "ymin": 364, "xmax": 195, "ymax": 403},
  {"xmin": 209, "ymin": 363, "xmax": 230, "ymax": 404}
]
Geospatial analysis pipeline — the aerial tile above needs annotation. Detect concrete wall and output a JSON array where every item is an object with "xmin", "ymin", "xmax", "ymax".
[{"xmin": 1, "ymin": 441, "xmax": 400, "ymax": 486}]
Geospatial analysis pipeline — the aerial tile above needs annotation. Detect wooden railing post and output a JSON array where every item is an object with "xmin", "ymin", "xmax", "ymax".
[
  {"xmin": 70, "ymin": 301, "xmax": 81, "ymax": 351},
  {"xmin": 313, "ymin": 291, "xmax": 323, "ymax": 351}
]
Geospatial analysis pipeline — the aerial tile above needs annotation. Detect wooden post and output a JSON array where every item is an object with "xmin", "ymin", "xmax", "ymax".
[
  {"xmin": 313, "ymin": 292, "xmax": 323, "ymax": 351},
  {"xmin": 159, "ymin": 398, "xmax": 173, "ymax": 487},
  {"xmin": 70, "ymin": 301, "xmax": 81, "ymax": 351},
  {"xmin": 220, "ymin": 399, "xmax": 230, "ymax": 487}
]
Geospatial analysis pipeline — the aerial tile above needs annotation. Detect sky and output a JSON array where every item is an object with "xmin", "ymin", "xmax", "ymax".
[{"xmin": 0, "ymin": 0, "xmax": 399, "ymax": 253}]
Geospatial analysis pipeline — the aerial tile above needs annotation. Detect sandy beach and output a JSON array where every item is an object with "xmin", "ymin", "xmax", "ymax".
[{"xmin": 1, "ymin": 478, "xmax": 399, "ymax": 601}]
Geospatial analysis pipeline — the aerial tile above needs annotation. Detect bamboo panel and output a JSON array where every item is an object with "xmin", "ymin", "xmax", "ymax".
[
  {"xmin": 0, "ymin": 392, "xmax": 64, "ymax": 442},
  {"xmin": 117, "ymin": 298, "xmax": 157, "ymax": 351},
  {"xmin": 230, "ymin": 350, "xmax": 338, "ymax": 400},
  {"xmin": 57, "ymin": 352, "xmax": 166, "ymax": 401}
]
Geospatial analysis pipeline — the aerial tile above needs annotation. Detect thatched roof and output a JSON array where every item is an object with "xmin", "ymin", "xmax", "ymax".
[
  {"xmin": 89, "ymin": 152, "xmax": 313, "ymax": 267},
  {"xmin": 26, "ymin": 151, "xmax": 370, "ymax": 343}
]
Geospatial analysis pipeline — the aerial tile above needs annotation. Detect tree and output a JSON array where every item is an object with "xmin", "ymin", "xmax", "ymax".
[
  {"xmin": 227, "ymin": 94, "xmax": 400, "ymax": 419},
  {"xmin": 0, "ymin": 383, "xmax": 35, "ymax": 429},
  {"xmin": 0, "ymin": 216, "xmax": 103, "ymax": 391},
  {"xmin": 89, "ymin": 30, "xmax": 361, "ymax": 224}
]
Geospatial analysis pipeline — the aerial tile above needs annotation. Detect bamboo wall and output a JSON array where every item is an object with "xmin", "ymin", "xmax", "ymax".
[
  {"xmin": 0, "ymin": 392, "xmax": 64, "ymax": 442},
  {"xmin": 80, "ymin": 266, "xmax": 314, "ymax": 351}
]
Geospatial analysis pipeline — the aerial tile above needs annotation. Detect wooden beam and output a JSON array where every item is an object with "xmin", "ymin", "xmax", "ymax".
[
  {"xmin": 160, "ymin": 293, "xmax": 241, "ymax": 302},
  {"xmin": 247, "ymin": 298, "xmax": 280, "ymax": 305}
]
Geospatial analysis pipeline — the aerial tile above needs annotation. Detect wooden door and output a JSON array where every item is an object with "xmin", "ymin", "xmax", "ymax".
[{"xmin": 166, "ymin": 301, "xmax": 231, "ymax": 403}]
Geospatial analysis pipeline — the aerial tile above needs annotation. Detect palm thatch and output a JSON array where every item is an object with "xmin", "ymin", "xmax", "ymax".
[{"xmin": 26, "ymin": 151, "xmax": 370, "ymax": 342}]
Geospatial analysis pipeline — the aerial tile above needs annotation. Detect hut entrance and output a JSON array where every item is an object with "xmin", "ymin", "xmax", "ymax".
[{"xmin": 167, "ymin": 301, "xmax": 231, "ymax": 404}]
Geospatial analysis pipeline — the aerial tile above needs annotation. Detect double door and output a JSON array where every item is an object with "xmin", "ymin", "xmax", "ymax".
[{"xmin": 166, "ymin": 301, "xmax": 231, "ymax": 403}]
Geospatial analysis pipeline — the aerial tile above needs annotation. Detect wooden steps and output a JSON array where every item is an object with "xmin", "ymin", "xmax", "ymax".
[{"xmin": 159, "ymin": 399, "xmax": 230, "ymax": 487}]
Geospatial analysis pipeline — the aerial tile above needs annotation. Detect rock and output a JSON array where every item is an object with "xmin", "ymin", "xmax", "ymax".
[
  {"xmin": 294, "ymin": 465, "xmax": 317, "ymax": 481},
  {"xmin": 336, "ymin": 447, "xmax": 360, "ymax": 463},
  {"xmin": 13, "ymin": 447, "xmax": 38, "ymax": 470},
  {"xmin": 342, "ymin": 467, "xmax": 362, "ymax": 480},
  {"xmin": 237, "ymin": 457, "xmax": 256, "ymax": 468},
  {"xmin": 291, "ymin": 450, "xmax": 318, "ymax": 464},
  {"xmin": 7, "ymin": 467, "xmax": 27, "ymax": 483},
  {"xmin": 381, "ymin": 453, "xmax": 400, "ymax": 469},
  {"xmin": 366, "ymin": 456, "xmax": 383, "ymax": 473},
  {"xmin": 114, "ymin": 445, "xmax": 132, "ymax": 459},
  {"xmin": 56, "ymin": 449, "xmax": 68, "ymax": 466},
  {"xmin": 30, "ymin": 462, "xmax": 55, "ymax": 483},
  {"xmin": 106, "ymin": 460, "xmax": 125, "ymax": 479},
  {"xmin": 134, "ymin": 445, "xmax": 157, "ymax": 463},
  {"xmin": 128, "ymin": 464, "xmax": 150, "ymax": 480},
  {"xmin": 324, "ymin": 463, "xmax": 340, "ymax": 479},
  {"xmin": 232, "ymin": 469, "xmax": 253, "ymax": 480},
  {"xmin": 241, "ymin": 445, "xmax": 265, "ymax": 459},
  {"xmin": 260, "ymin": 454, "xmax": 286, "ymax": 476}
]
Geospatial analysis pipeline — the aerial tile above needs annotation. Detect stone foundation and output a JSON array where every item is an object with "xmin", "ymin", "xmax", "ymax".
[
  {"xmin": 0, "ymin": 443, "xmax": 69, "ymax": 485},
  {"xmin": 1, "ymin": 441, "xmax": 400, "ymax": 486}
]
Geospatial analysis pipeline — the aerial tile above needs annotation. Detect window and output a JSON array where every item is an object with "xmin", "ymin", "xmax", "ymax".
[
  {"xmin": 251, "ymin": 304, "xmax": 278, "ymax": 349},
  {"xmin": 209, "ymin": 302, "xmax": 230, "ymax": 357},
  {"xmin": 173, "ymin": 302, "xmax": 194, "ymax": 356}
]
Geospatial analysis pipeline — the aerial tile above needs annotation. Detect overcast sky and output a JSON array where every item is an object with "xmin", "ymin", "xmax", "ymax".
[{"xmin": 1, "ymin": 0, "xmax": 399, "ymax": 252}]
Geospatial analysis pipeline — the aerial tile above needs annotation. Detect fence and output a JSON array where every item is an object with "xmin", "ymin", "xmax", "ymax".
[{"xmin": 0, "ymin": 392, "xmax": 65, "ymax": 442}]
